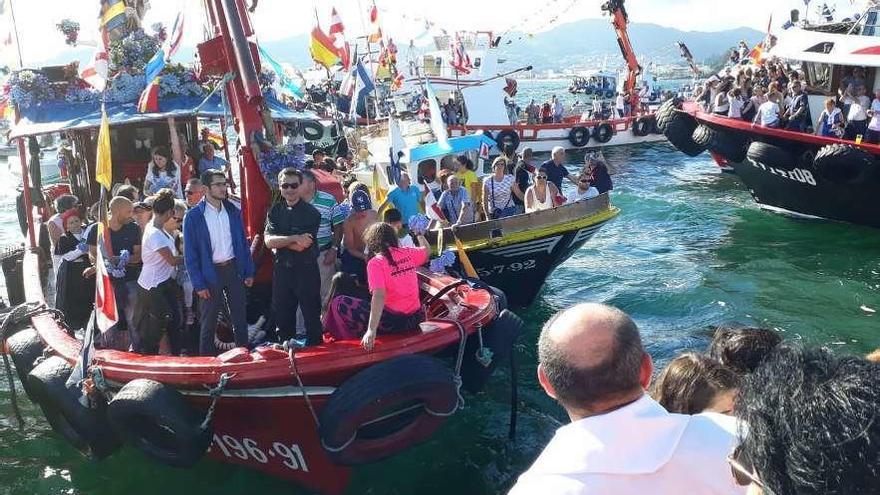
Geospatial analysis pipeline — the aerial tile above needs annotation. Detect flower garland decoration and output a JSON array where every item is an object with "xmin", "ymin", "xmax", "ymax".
[
  {"xmin": 429, "ymin": 250, "xmax": 457, "ymax": 273},
  {"xmin": 8, "ymin": 70, "xmax": 55, "ymax": 108},
  {"xmin": 259, "ymin": 140, "xmax": 306, "ymax": 188},
  {"xmin": 407, "ymin": 214, "xmax": 431, "ymax": 236},
  {"xmin": 158, "ymin": 64, "xmax": 205, "ymax": 98},
  {"xmin": 56, "ymin": 19, "xmax": 80, "ymax": 46},
  {"xmin": 108, "ymin": 28, "xmax": 160, "ymax": 73},
  {"xmin": 151, "ymin": 22, "xmax": 167, "ymax": 44},
  {"xmin": 105, "ymin": 72, "xmax": 146, "ymax": 103}
]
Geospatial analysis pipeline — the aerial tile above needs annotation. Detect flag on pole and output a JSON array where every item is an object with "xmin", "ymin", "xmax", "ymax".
[
  {"xmin": 424, "ymin": 80, "xmax": 450, "ymax": 150},
  {"xmin": 258, "ymin": 44, "xmax": 305, "ymax": 98},
  {"xmin": 368, "ymin": 2, "xmax": 383, "ymax": 43},
  {"xmin": 423, "ymin": 183, "xmax": 446, "ymax": 222},
  {"xmin": 94, "ymin": 223, "xmax": 119, "ymax": 333},
  {"xmin": 355, "ymin": 58, "xmax": 375, "ymax": 99},
  {"xmin": 310, "ymin": 27, "xmax": 341, "ymax": 69},
  {"xmin": 167, "ymin": 11, "xmax": 185, "ymax": 59},
  {"xmin": 136, "ymin": 9, "xmax": 185, "ymax": 113},
  {"xmin": 372, "ymin": 164, "xmax": 388, "ymax": 205},
  {"xmin": 450, "ymin": 34, "xmax": 472, "ymax": 75},
  {"xmin": 388, "ymin": 116, "xmax": 406, "ymax": 184},
  {"xmin": 80, "ymin": 31, "xmax": 109, "ymax": 91},
  {"xmin": 328, "ymin": 7, "xmax": 350, "ymax": 69},
  {"xmin": 95, "ymin": 105, "xmax": 113, "ymax": 190}
]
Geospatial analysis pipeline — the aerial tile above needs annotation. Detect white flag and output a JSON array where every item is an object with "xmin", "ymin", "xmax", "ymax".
[
  {"xmin": 424, "ymin": 80, "xmax": 450, "ymax": 150},
  {"xmin": 81, "ymin": 33, "xmax": 109, "ymax": 92}
]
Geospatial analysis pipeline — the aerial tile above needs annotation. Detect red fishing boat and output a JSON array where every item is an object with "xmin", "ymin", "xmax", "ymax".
[{"xmin": 1, "ymin": 1, "xmax": 520, "ymax": 494}]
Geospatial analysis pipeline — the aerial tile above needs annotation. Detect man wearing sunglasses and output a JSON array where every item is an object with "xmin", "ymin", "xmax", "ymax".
[
  {"xmin": 184, "ymin": 178, "xmax": 205, "ymax": 208},
  {"xmin": 183, "ymin": 168, "xmax": 255, "ymax": 356},
  {"xmin": 510, "ymin": 303, "xmax": 745, "ymax": 495},
  {"xmin": 264, "ymin": 168, "xmax": 323, "ymax": 346}
]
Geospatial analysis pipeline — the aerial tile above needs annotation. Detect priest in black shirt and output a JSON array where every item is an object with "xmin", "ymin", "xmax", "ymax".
[{"xmin": 264, "ymin": 168, "xmax": 323, "ymax": 345}]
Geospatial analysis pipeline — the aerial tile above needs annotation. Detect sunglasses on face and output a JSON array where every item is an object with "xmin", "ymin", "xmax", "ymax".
[
  {"xmin": 537, "ymin": 175, "xmax": 547, "ymax": 180},
  {"xmin": 280, "ymin": 182, "xmax": 300, "ymax": 190},
  {"xmin": 184, "ymin": 190, "xmax": 196, "ymax": 196},
  {"xmin": 579, "ymin": 178, "xmax": 589, "ymax": 183}
]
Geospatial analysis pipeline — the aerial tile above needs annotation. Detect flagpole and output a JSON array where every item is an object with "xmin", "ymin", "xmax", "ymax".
[{"xmin": 8, "ymin": 0, "xmax": 24, "ymax": 68}]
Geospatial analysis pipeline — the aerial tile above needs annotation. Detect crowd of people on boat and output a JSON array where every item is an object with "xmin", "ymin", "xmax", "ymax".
[
  {"xmin": 511, "ymin": 302, "xmax": 880, "ymax": 495},
  {"xmin": 696, "ymin": 61, "xmax": 880, "ymax": 142},
  {"xmin": 42, "ymin": 137, "xmax": 611, "ymax": 357}
]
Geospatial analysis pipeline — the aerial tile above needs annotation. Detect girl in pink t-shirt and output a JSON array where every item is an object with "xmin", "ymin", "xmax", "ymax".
[{"xmin": 323, "ymin": 223, "xmax": 430, "ymax": 349}]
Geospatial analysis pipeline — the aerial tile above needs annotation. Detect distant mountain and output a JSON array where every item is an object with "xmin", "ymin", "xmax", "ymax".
[{"xmin": 32, "ymin": 20, "xmax": 762, "ymax": 74}]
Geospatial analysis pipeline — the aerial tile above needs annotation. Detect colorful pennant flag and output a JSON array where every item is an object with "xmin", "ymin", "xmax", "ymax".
[
  {"xmin": 94, "ymin": 223, "xmax": 119, "ymax": 333},
  {"xmin": 95, "ymin": 105, "xmax": 113, "ymax": 190},
  {"xmin": 310, "ymin": 27, "xmax": 341, "ymax": 69},
  {"xmin": 136, "ymin": 10, "xmax": 185, "ymax": 113},
  {"xmin": 368, "ymin": 2, "xmax": 382, "ymax": 43},
  {"xmin": 423, "ymin": 183, "xmax": 446, "ymax": 222},
  {"xmin": 81, "ymin": 31, "xmax": 109, "ymax": 91},
  {"xmin": 450, "ymin": 34, "xmax": 472, "ymax": 75},
  {"xmin": 258, "ymin": 44, "xmax": 305, "ymax": 98},
  {"xmin": 137, "ymin": 77, "xmax": 160, "ymax": 113},
  {"xmin": 167, "ymin": 11, "xmax": 185, "ymax": 59},
  {"xmin": 328, "ymin": 8, "xmax": 350, "ymax": 69}
]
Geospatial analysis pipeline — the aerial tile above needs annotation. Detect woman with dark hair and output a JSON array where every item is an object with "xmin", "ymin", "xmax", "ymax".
[
  {"xmin": 144, "ymin": 146, "xmax": 183, "ymax": 198},
  {"xmin": 323, "ymin": 222, "xmax": 430, "ymax": 350},
  {"xmin": 651, "ymin": 352, "xmax": 739, "ymax": 415},
  {"xmin": 133, "ymin": 188, "xmax": 184, "ymax": 354},
  {"xmin": 455, "ymin": 154, "xmax": 481, "ymax": 215},
  {"xmin": 55, "ymin": 208, "xmax": 94, "ymax": 330},
  {"xmin": 524, "ymin": 166, "xmax": 561, "ymax": 213},
  {"xmin": 586, "ymin": 156, "xmax": 613, "ymax": 195}
]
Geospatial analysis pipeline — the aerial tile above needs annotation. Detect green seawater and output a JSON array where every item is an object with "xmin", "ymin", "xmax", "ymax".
[{"xmin": 1, "ymin": 80, "xmax": 879, "ymax": 494}]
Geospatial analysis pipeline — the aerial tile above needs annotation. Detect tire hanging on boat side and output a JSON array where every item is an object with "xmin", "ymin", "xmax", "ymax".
[
  {"xmin": 301, "ymin": 120, "xmax": 325, "ymax": 142},
  {"xmin": 692, "ymin": 125, "xmax": 749, "ymax": 163},
  {"xmin": 27, "ymin": 356, "xmax": 120, "ymax": 459},
  {"xmin": 746, "ymin": 141, "xmax": 796, "ymax": 171},
  {"xmin": 568, "ymin": 127, "xmax": 590, "ymax": 147},
  {"xmin": 592, "ymin": 123, "xmax": 613, "ymax": 144},
  {"xmin": 7, "ymin": 327, "xmax": 45, "ymax": 401},
  {"xmin": 813, "ymin": 144, "xmax": 875, "ymax": 185},
  {"xmin": 631, "ymin": 117, "xmax": 651, "ymax": 137},
  {"xmin": 108, "ymin": 378, "xmax": 211, "ymax": 468},
  {"xmin": 319, "ymin": 354, "xmax": 458, "ymax": 465},
  {"xmin": 656, "ymin": 98, "xmax": 705, "ymax": 157}
]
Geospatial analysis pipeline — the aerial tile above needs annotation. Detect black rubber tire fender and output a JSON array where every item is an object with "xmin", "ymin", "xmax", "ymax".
[
  {"xmin": 108, "ymin": 379, "xmax": 211, "ymax": 468},
  {"xmin": 319, "ymin": 354, "xmax": 458, "ymax": 465},
  {"xmin": 494, "ymin": 130, "xmax": 520, "ymax": 151},
  {"xmin": 656, "ymin": 99, "xmax": 705, "ymax": 157},
  {"xmin": 631, "ymin": 117, "xmax": 651, "ymax": 137},
  {"xmin": 7, "ymin": 327, "xmax": 45, "ymax": 401},
  {"xmin": 692, "ymin": 125, "xmax": 749, "ymax": 163},
  {"xmin": 649, "ymin": 117, "xmax": 662, "ymax": 135},
  {"xmin": 813, "ymin": 144, "xmax": 875, "ymax": 185},
  {"xmin": 460, "ymin": 309, "xmax": 525, "ymax": 394},
  {"xmin": 568, "ymin": 127, "xmax": 590, "ymax": 147},
  {"xmin": 746, "ymin": 141, "xmax": 796, "ymax": 171},
  {"xmin": 27, "ymin": 356, "xmax": 121, "ymax": 459},
  {"xmin": 655, "ymin": 97, "xmax": 684, "ymax": 133},
  {"xmin": 593, "ymin": 123, "xmax": 614, "ymax": 143},
  {"xmin": 301, "ymin": 120, "xmax": 325, "ymax": 142}
]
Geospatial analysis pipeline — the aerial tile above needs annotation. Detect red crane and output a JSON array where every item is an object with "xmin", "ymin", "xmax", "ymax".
[{"xmin": 601, "ymin": 0, "xmax": 642, "ymax": 115}]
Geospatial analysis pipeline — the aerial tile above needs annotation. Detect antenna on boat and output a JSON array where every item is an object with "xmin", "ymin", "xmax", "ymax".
[{"xmin": 7, "ymin": 0, "xmax": 24, "ymax": 68}]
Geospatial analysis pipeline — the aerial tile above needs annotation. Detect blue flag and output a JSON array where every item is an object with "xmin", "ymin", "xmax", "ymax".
[
  {"xmin": 258, "ymin": 44, "xmax": 304, "ymax": 99},
  {"xmin": 355, "ymin": 58, "xmax": 375, "ymax": 99}
]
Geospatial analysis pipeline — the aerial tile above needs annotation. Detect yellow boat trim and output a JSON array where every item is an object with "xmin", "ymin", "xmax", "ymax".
[{"xmin": 451, "ymin": 206, "xmax": 620, "ymax": 252}]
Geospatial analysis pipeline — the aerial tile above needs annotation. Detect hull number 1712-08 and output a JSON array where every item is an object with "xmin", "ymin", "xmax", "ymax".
[{"xmin": 211, "ymin": 434, "xmax": 309, "ymax": 472}]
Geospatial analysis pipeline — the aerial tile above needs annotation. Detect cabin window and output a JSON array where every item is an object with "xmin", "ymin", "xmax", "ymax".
[
  {"xmin": 864, "ymin": 10, "xmax": 879, "ymax": 36},
  {"xmin": 804, "ymin": 62, "xmax": 832, "ymax": 92}
]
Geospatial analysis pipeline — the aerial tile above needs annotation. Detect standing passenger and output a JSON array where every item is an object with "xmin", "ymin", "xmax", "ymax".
[
  {"xmin": 183, "ymin": 169, "xmax": 254, "ymax": 355},
  {"xmin": 264, "ymin": 168, "xmax": 323, "ymax": 346},
  {"xmin": 341, "ymin": 189, "xmax": 378, "ymax": 283}
]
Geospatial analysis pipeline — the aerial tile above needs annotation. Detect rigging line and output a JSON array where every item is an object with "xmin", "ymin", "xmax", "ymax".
[{"xmin": 7, "ymin": 0, "xmax": 23, "ymax": 68}]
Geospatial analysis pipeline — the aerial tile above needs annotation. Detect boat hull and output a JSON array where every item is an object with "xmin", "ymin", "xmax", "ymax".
[{"xmin": 432, "ymin": 195, "xmax": 619, "ymax": 306}]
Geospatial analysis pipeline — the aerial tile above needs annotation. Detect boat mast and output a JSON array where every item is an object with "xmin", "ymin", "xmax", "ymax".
[
  {"xmin": 601, "ymin": 0, "xmax": 641, "ymax": 115},
  {"xmin": 7, "ymin": 0, "xmax": 24, "ymax": 68}
]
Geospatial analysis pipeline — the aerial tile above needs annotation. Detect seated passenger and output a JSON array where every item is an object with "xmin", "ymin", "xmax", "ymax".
[
  {"xmin": 567, "ymin": 173, "xmax": 599, "ymax": 203},
  {"xmin": 815, "ymin": 97, "xmax": 845, "ymax": 138},
  {"xmin": 753, "ymin": 93, "xmax": 781, "ymax": 128},
  {"xmin": 525, "ymin": 167, "xmax": 561, "ymax": 213},
  {"xmin": 133, "ymin": 189, "xmax": 184, "ymax": 355},
  {"xmin": 733, "ymin": 346, "xmax": 880, "ymax": 495},
  {"xmin": 651, "ymin": 352, "xmax": 738, "ymax": 415},
  {"xmin": 707, "ymin": 326, "xmax": 781, "ymax": 374},
  {"xmin": 324, "ymin": 222, "xmax": 430, "ymax": 349},
  {"xmin": 55, "ymin": 209, "xmax": 94, "ymax": 331}
]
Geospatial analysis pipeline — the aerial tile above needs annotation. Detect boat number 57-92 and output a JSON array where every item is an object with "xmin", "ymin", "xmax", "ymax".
[
  {"xmin": 211, "ymin": 434, "xmax": 309, "ymax": 472},
  {"xmin": 477, "ymin": 259, "xmax": 536, "ymax": 278}
]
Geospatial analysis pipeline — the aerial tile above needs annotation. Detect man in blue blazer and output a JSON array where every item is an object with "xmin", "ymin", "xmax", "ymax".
[{"xmin": 184, "ymin": 168, "xmax": 255, "ymax": 355}]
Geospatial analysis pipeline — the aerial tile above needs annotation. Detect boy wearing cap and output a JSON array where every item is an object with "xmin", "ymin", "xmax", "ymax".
[{"xmin": 341, "ymin": 188, "xmax": 378, "ymax": 283}]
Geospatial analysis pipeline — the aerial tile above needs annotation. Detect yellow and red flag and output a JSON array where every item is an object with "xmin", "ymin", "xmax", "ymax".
[{"xmin": 310, "ymin": 27, "xmax": 341, "ymax": 69}]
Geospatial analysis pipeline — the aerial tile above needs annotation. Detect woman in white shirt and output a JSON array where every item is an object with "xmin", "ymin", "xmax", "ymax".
[
  {"xmin": 143, "ymin": 146, "xmax": 183, "ymax": 199},
  {"xmin": 134, "ymin": 189, "xmax": 184, "ymax": 355},
  {"xmin": 482, "ymin": 157, "xmax": 517, "ymax": 220},
  {"xmin": 525, "ymin": 166, "xmax": 561, "ymax": 213},
  {"xmin": 727, "ymin": 88, "xmax": 744, "ymax": 119}
]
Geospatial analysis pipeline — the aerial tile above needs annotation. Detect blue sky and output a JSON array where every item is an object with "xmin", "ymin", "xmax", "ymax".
[{"xmin": 2, "ymin": 0, "xmax": 866, "ymax": 66}]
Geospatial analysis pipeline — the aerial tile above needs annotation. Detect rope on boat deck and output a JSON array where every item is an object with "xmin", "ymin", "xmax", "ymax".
[
  {"xmin": 285, "ymin": 343, "xmax": 321, "ymax": 429},
  {"xmin": 0, "ymin": 302, "xmax": 65, "ymax": 430},
  {"xmin": 200, "ymin": 372, "xmax": 237, "ymax": 431},
  {"xmin": 425, "ymin": 318, "xmax": 469, "ymax": 417}
]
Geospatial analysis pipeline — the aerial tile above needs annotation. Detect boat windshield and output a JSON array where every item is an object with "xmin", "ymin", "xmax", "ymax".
[{"xmin": 804, "ymin": 62, "xmax": 833, "ymax": 92}]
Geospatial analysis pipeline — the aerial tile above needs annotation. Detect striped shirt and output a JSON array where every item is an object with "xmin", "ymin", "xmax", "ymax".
[{"xmin": 309, "ymin": 190, "xmax": 345, "ymax": 248}]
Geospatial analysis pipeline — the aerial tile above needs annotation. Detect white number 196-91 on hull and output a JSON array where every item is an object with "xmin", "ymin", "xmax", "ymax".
[{"xmin": 211, "ymin": 434, "xmax": 309, "ymax": 472}]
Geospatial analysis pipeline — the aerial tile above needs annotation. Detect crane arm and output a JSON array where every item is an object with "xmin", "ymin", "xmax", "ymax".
[{"xmin": 601, "ymin": 0, "xmax": 642, "ymax": 114}]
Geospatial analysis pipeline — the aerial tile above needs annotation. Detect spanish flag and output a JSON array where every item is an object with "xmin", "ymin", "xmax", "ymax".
[
  {"xmin": 95, "ymin": 104, "xmax": 113, "ymax": 191},
  {"xmin": 310, "ymin": 27, "xmax": 341, "ymax": 69}
]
